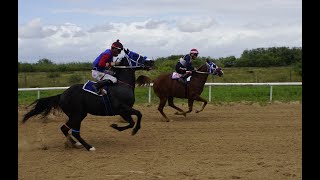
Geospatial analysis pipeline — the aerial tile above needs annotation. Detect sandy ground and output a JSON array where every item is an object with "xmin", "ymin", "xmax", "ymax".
[{"xmin": 18, "ymin": 102, "xmax": 301, "ymax": 180}]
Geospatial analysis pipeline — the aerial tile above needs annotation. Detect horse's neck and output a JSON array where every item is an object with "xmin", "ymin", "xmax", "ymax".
[
  {"xmin": 192, "ymin": 65, "xmax": 209, "ymax": 84},
  {"xmin": 116, "ymin": 69, "xmax": 136, "ymax": 88},
  {"xmin": 192, "ymin": 73, "xmax": 208, "ymax": 85}
]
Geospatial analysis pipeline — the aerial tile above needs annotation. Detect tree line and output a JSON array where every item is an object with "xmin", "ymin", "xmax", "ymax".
[{"xmin": 18, "ymin": 46, "xmax": 302, "ymax": 76}]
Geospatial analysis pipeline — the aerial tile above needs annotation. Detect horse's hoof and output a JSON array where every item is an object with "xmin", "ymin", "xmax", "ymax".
[
  {"xmin": 164, "ymin": 119, "xmax": 172, "ymax": 122},
  {"xmin": 89, "ymin": 147, "xmax": 96, "ymax": 151},
  {"xmin": 174, "ymin": 112, "xmax": 186, "ymax": 117},
  {"xmin": 74, "ymin": 142, "xmax": 83, "ymax": 148},
  {"xmin": 132, "ymin": 128, "xmax": 139, "ymax": 135},
  {"xmin": 110, "ymin": 124, "xmax": 118, "ymax": 128}
]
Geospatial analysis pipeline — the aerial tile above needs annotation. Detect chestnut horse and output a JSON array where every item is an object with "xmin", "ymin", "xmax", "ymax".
[{"xmin": 151, "ymin": 60, "xmax": 223, "ymax": 121}]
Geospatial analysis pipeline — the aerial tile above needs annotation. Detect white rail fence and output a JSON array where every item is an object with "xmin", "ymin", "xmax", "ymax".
[{"xmin": 18, "ymin": 82, "xmax": 302, "ymax": 103}]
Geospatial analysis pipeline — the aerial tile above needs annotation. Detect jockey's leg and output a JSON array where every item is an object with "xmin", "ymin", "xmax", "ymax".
[
  {"xmin": 92, "ymin": 77, "xmax": 115, "ymax": 94},
  {"xmin": 177, "ymin": 73, "xmax": 190, "ymax": 84}
]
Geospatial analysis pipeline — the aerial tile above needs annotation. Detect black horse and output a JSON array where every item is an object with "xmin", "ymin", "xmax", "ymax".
[{"xmin": 22, "ymin": 49, "xmax": 154, "ymax": 151}]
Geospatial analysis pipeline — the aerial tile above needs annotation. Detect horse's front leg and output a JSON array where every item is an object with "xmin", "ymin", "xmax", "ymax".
[
  {"xmin": 193, "ymin": 95, "xmax": 208, "ymax": 113},
  {"xmin": 110, "ymin": 114, "xmax": 135, "ymax": 131},
  {"xmin": 110, "ymin": 107, "xmax": 142, "ymax": 135},
  {"xmin": 175, "ymin": 99, "xmax": 194, "ymax": 116}
]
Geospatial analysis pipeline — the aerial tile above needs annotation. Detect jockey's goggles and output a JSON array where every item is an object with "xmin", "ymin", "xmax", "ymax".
[{"xmin": 112, "ymin": 46, "xmax": 122, "ymax": 54}]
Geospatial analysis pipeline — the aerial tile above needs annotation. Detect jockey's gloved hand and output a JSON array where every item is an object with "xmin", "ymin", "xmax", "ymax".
[{"xmin": 106, "ymin": 62, "xmax": 117, "ymax": 67}]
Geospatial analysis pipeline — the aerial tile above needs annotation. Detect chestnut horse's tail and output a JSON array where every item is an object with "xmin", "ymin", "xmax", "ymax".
[
  {"xmin": 22, "ymin": 94, "xmax": 61, "ymax": 123},
  {"xmin": 135, "ymin": 75, "xmax": 153, "ymax": 86}
]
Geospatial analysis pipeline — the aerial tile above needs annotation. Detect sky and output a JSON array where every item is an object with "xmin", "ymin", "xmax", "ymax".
[{"xmin": 18, "ymin": 0, "xmax": 302, "ymax": 63}]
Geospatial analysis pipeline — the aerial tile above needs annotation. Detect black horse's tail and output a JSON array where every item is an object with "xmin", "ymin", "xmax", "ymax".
[{"xmin": 22, "ymin": 94, "xmax": 61, "ymax": 123}]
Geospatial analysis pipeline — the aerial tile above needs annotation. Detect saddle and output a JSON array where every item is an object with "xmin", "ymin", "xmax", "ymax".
[{"xmin": 82, "ymin": 80, "xmax": 108, "ymax": 96}]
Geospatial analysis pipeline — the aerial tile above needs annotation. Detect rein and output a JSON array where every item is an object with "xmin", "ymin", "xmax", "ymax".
[
  {"xmin": 114, "ymin": 66, "xmax": 144, "ymax": 69},
  {"xmin": 193, "ymin": 70, "xmax": 212, "ymax": 74}
]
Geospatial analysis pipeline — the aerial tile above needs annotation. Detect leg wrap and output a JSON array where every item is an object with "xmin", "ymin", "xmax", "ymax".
[{"xmin": 71, "ymin": 129, "xmax": 80, "ymax": 138}]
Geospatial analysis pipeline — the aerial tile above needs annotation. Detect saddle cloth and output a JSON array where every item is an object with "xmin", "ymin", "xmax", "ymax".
[
  {"xmin": 82, "ymin": 80, "xmax": 108, "ymax": 96},
  {"xmin": 171, "ymin": 72, "xmax": 181, "ymax": 79},
  {"xmin": 171, "ymin": 72, "xmax": 191, "ymax": 81}
]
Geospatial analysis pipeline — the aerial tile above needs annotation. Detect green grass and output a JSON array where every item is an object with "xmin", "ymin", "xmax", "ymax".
[
  {"xmin": 18, "ymin": 85, "xmax": 302, "ymax": 106},
  {"xmin": 18, "ymin": 66, "xmax": 302, "ymax": 105},
  {"xmin": 18, "ymin": 66, "xmax": 302, "ymax": 88}
]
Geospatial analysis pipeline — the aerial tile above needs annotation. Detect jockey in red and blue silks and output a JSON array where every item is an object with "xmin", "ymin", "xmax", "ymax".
[
  {"xmin": 175, "ymin": 48, "xmax": 199, "ymax": 84},
  {"xmin": 91, "ymin": 39, "xmax": 123, "ymax": 94}
]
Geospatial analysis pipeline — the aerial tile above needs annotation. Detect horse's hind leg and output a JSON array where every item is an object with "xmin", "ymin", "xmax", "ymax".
[
  {"xmin": 167, "ymin": 96, "xmax": 186, "ymax": 117},
  {"xmin": 68, "ymin": 114, "xmax": 95, "ymax": 151},
  {"xmin": 158, "ymin": 97, "xmax": 170, "ymax": 122},
  {"xmin": 60, "ymin": 121, "xmax": 82, "ymax": 148}
]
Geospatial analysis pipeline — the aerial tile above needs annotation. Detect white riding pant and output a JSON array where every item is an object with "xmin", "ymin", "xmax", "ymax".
[{"xmin": 91, "ymin": 70, "xmax": 117, "ymax": 83}]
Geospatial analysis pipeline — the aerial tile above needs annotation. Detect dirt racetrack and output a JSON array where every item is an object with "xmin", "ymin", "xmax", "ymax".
[{"xmin": 18, "ymin": 103, "xmax": 301, "ymax": 180}]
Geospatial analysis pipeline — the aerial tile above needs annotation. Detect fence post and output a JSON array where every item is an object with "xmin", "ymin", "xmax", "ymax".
[
  {"xmin": 148, "ymin": 86, "xmax": 151, "ymax": 103},
  {"xmin": 37, "ymin": 90, "xmax": 40, "ymax": 99},
  {"xmin": 269, "ymin": 85, "xmax": 273, "ymax": 102},
  {"xmin": 208, "ymin": 85, "xmax": 212, "ymax": 102}
]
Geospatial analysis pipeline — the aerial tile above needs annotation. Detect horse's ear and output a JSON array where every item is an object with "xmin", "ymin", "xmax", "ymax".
[{"xmin": 124, "ymin": 48, "xmax": 130, "ymax": 55}]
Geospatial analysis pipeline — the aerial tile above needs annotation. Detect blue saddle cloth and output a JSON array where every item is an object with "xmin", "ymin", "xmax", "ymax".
[{"xmin": 82, "ymin": 80, "xmax": 108, "ymax": 96}]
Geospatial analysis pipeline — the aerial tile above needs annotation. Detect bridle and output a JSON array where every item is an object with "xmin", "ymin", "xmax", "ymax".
[
  {"xmin": 193, "ymin": 62, "xmax": 223, "ymax": 76},
  {"xmin": 124, "ymin": 52, "xmax": 146, "ymax": 67}
]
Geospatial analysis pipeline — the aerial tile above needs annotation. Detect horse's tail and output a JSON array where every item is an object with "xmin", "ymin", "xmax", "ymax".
[
  {"xmin": 22, "ymin": 94, "xmax": 61, "ymax": 123},
  {"xmin": 135, "ymin": 75, "xmax": 153, "ymax": 86}
]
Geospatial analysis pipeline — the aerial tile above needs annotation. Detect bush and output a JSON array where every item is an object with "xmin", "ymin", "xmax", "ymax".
[
  {"xmin": 68, "ymin": 74, "xmax": 82, "ymax": 84},
  {"xmin": 47, "ymin": 72, "xmax": 60, "ymax": 78}
]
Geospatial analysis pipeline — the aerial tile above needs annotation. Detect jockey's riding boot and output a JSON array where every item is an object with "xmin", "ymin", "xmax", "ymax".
[
  {"xmin": 92, "ymin": 80, "xmax": 112, "ymax": 94},
  {"xmin": 177, "ymin": 73, "xmax": 188, "ymax": 84}
]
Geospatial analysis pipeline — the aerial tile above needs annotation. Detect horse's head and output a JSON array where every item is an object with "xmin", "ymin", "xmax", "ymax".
[
  {"xmin": 206, "ymin": 60, "xmax": 224, "ymax": 77},
  {"xmin": 117, "ymin": 48, "xmax": 154, "ymax": 70}
]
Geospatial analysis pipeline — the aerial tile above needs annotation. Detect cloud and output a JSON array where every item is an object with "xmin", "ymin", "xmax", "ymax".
[
  {"xmin": 18, "ymin": 18, "xmax": 57, "ymax": 39},
  {"xmin": 88, "ymin": 23, "xmax": 115, "ymax": 33},
  {"xmin": 176, "ymin": 17, "xmax": 217, "ymax": 32},
  {"xmin": 18, "ymin": 0, "xmax": 301, "ymax": 63}
]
